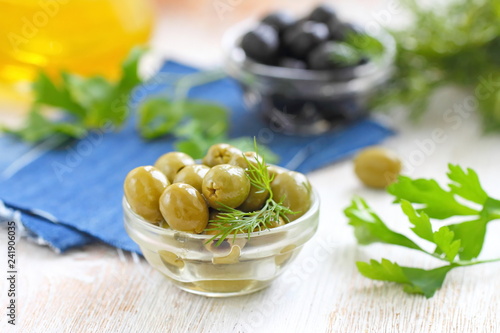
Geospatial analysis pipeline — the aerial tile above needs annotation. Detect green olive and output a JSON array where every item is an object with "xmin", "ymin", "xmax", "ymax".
[
  {"xmin": 159, "ymin": 250, "xmax": 184, "ymax": 269},
  {"xmin": 242, "ymin": 151, "xmax": 263, "ymax": 168},
  {"xmin": 202, "ymin": 164, "xmax": 251, "ymax": 209},
  {"xmin": 159, "ymin": 183, "xmax": 209, "ymax": 233},
  {"xmin": 268, "ymin": 216, "xmax": 286, "ymax": 229},
  {"xmin": 124, "ymin": 166, "xmax": 169, "ymax": 223},
  {"xmin": 202, "ymin": 144, "xmax": 246, "ymax": 168},
  {"xmin": 354, "ymin": 146, "xmax": 402, "ymax": 188},
  {"xmin": 238, "ymin": 185, "xmax": 269, "ymax": 212},
  {"xmin": 154, "ymin": 152, "xmax": 195, "ymax": 183},
  {"xmin": 252, "ymin": 216, "xmax": 285, "ymax": 232},
  {"xmin": 267, "ymin": 165, "xmax": 287, "ymax": 179},
  {"xmin": 271, "ymin": 171, "xmax": 312, "ymax": 221},
  {"xmin": 173, "ymin": 164, "xmax": 210, "ymax": 193}
]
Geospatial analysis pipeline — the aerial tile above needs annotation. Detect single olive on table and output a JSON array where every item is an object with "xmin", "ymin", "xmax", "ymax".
[
  {"xmin": 122, "ymin": 143, "xmax": 320, "ymax": 297},
  {"xmin": 354, "ymin": 146, "xmax": 402, "ymax": 189}
]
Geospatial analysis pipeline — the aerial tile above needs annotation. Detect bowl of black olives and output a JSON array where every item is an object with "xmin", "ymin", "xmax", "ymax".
[
  {"xmin": 224, "ymin": 4, "xmax": 396, "ymax": 135},
  {"xmin": 123, "ymin": 143, "xmax": 320, "ymax": 297}
]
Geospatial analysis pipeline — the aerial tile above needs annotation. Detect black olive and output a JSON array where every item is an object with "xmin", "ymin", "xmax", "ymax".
[
  {"xmin": 241, "ymin": 24, "xmax": 279, "ymax": 63},
  {"xmin": 309, "ymin": 4, "xmax": 339, "ymax": 24},
  {"xmin": 283, "ymin": 21, "xmax": 329, "ymax": 59},
  {"xmin": 261, "ymin": 12, "xmax": 295, "ymax": 33}
]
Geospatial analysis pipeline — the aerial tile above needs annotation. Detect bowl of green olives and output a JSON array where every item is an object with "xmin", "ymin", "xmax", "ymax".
[
  {"xmin": 223, "ymin": 4, "xmax": 396, "ymax": 134},
  {"xmin": 123, "ymin": 144, "xmax": 320, "ymax": 297}
]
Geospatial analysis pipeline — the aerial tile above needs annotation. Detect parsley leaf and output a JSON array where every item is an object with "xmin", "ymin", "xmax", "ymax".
[
  {"xmin": 2, "ymin": 107, "xmax": 87, "ymax": 143},
  {"xmin": 447, "ymin": 165, "xmax": 488, "ymax": 205},
  {"xmin": 444, "ymin": 219, "xmax": 487, "ymax": 260},
  {"xmin": 357, "ymin": 259, "xmax": 455, "ymax": 298},
  {"xmin": 483, "ymin": 197, "xmax": 500, "ymax": 221},
  {"xmin": 4, "ymin": 48, "xmax": 278, "ymax": 162},
  {"xmin": 4, "ymin": 46, "xmax": 146, "ymax": 142},
  {"xmin": 400, "ymin": 199, "xmax": 434, "ymax": 242},
  {"xmin": 347, "ymin": 165, "xmax": 500, "ymax": 297},
  {"xmin": 138, "ymin": 98, "xmax": 184, "ymax": 139},
  {"xmin": 388, "ymin": 175, "xmax": 478, "ymax": 219},
  {"xmin": 432, "ymin": 227, "xmax": 461, "ymax": 262},
  {"xmin": 345, "ymin": 197, "xmax": 423, "ymax": 251},
  {"xmin": 32, "ymin": 72, "xmax": 86, "ymax": 118}
]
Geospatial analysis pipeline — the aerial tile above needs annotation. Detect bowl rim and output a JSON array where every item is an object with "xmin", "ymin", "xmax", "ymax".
[
  {"xmin": 222, "ymin": 19, "xmax": 396, "ymax": 82},
  {"xmin": 123, "ymin": 188, "xmax": 320, "ymax": 240}
]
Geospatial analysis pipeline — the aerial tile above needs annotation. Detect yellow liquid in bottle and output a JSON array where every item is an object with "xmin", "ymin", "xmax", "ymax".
[{"xmin": 0, "ymin": 0, "xmax": 154, "ymax": 104}]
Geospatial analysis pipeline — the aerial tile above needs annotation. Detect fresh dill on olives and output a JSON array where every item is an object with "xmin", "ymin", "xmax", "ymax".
[{"xmin": 205, "ymin": 147, "xmax": 296, "ymax": 246}]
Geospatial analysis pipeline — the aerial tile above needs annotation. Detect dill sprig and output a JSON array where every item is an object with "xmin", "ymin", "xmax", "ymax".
[
  {"xmin": 373, "ymin": 0, "xmax": 500, "ymax": 130},
  {"xmin": 206, "ymin": 145, "xmax": 295, "ymax": 246}
]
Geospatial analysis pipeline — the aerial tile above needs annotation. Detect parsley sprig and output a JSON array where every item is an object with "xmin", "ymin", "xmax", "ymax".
[
  {"xmin": 3, "ymin": 47, "xmax": 146, "ymax": 142},
  {"xmin": 2, "ymin": 48, "xmax": 278, "ymax": 163},
  {"xmin": 206, "ymin": 147, "xmax": 294, "ymax": 246},
  {"xmin": 345, "ymin": 164, "xmax": 500, "ymax": 298}
]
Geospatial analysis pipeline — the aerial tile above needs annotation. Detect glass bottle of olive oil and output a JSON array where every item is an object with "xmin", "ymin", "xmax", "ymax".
[{"xmin": 0, "ymin": 0, "xmax": 154, "ymax": 103}]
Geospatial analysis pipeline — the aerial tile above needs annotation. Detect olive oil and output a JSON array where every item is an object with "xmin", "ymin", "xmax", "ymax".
[{"xmin": 0, "ymin": 0, "xmax": 153, "ymax": 102}]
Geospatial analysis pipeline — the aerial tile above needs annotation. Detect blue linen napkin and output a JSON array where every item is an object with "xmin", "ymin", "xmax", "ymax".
[{"xmin": 0, "ymin": 61, "xmax": 393, "ymax": 253}]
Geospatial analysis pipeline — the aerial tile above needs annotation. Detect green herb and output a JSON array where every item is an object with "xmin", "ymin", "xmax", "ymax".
[
  {"xmin": 206, "ymin": 144, "xmax": 294, "ymax": 246},
  {"xmin": 2, "ymin": 50, "xmax": 278, "ymax": 162},
  {"xmin": 375, "ymin": 0, "xmax": 500, "ymax": 130},
  {"xmin": 3, "ymin": 47, "xmax": 146, "ymax": 142},
  {"xmin": 330, "ymin": 33, "xmax": 385, "ymax": 67},
  {"xmin": 330, "ymin": 43, "xmax": 364, "ymax": 67},
  {"xmin": 347, "ymin": 33, "xmax": 385, "ymax": 60},
  {"xmin": 345, "ymin": 164, "xmax": 500, "ymax": 298},
  {"xmin": 347, "ymin": 32, "xmax": 385, "ymax": 61}
]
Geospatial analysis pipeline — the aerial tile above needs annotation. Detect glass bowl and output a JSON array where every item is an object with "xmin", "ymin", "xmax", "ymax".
[
  {"xmin": 123, "ymin": 190, "xmax": 320, "ymax": 297},
  {"xmin": 223, "ymin": 21, "xmax": 396, "ymax": 135}
]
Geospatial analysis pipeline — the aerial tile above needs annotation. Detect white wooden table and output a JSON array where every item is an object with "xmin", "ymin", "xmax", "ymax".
[{"xmin": 1, "ymin": 1, "xmax": 500, "ymax": 332}]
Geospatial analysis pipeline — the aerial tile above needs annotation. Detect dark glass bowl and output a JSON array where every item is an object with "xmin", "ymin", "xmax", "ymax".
[{"xmin": 223, "ymin": 22, "xmax": 396, "ymax": 135}]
